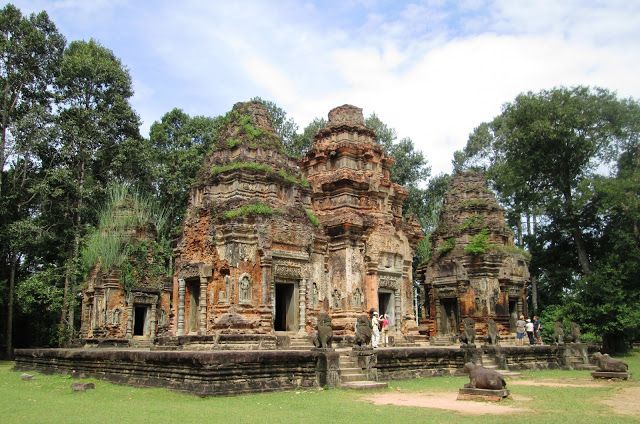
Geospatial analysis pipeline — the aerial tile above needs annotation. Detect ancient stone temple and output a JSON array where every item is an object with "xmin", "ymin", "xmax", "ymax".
[
  {"xmin": 172, "ymin": 101, "xmax": 318, "ymax": 338},
  {"xmin": 301, "ymin": 105, "xmax": 422, "ymax": 339},
  {"xmin": 418, "ymin": 171, "xmax": 529, "ymax": 341},
  {"xmin": 169, "ymin": 102, "xmax": 421, "ymax": 343},
  {"xmin": 80, "ymin": 193, "xmax": 172, "ymax": 345}
]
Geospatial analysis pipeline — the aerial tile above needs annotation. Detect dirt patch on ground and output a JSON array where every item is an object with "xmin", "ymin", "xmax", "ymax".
[
  {"xmin": 509, "ymin": 379, "xmax": 606, "ymax": 388},
  {"xmin": 601, "ymin": 387, "xmax": 640, "ymax": 416},
  {"xmin": 363, "ymin": 392, "xmax": 527, "ymax": 415}
]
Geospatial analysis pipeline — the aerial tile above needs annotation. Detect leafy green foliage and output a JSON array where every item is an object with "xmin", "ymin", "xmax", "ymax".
[
  {"xmin": 223, "ymin": 203, "xmax": 275, "ymax": 220},
  {"xmin": 119, "ymin": 239, "xmax": 170, "ymax": 293},
  {"xmin": 149, "ymin": 108, "xmax": 220, "ymax": 236},
  {"xmin": 456, "ymin": 214, "xmax": 485, "ymax": 232},
  {"xmin": 464, "ymin": 229, "xmax": 491, "ymax": 255},
  {"xmin": 211, "ymin": 161, "xmax": 309, "ymax": 187},
  {"xmin": 436, "ymin": 238, "xmax": 456, "ymax": 257},
  {"xmin": 80, "ymin": 184, "xmax": 169, "ymax": 293},
  {"xmin": 415, "ymin": 237, "xmax": 431, "ymax": 265},
  {"xmin": 251, "ymin": 97, "xmax": 300, "ymax": 155},
  {"xmin": 305, "ymin": 209, "xmax": 320, "ymax": 227}
]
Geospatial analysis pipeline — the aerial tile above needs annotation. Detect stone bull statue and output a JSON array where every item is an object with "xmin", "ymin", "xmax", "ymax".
[
  {"xmin": 592, "ymin": 352, "xmax": 628, "ymax": 372},
  {"xmin": 463, "ymin": 362, "xmax": 507, "ymax": 390}
]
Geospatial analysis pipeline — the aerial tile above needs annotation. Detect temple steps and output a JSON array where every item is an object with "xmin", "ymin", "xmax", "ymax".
[
  {"xmin": 481, "ymin": 353, "xmax": 522, "ymax": 378},
  {"xmin": 287, "ymin": 336, "xmax": 314, "ymax": 351},
  {"xmin": 338, "ymin": 350, "xmax": 388, "ymax": 390}
]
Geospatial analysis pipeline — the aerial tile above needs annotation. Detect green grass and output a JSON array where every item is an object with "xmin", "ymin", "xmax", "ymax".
[
  {"xmin": 223, "ymin": 202, "xmax": 275, "ymax": 219},
  {"xmin": 2, "ymin": 350, "xmax": 639, "ymax": 424}
]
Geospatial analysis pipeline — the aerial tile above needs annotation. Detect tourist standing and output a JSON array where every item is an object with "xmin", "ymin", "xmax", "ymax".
[
  {"xmin": 515, "ymin": 315, "xmax": 526, "ymax": 346},
  {"xmin": 525, "ymin": 318, "xmax": 535, "ymax": 345},
  {"xmin": 380, "ymin": 314, "xmax": 390, "ymax": 347},
  {"xmin": 371, "ymin": 312, "xmax": 380, "ymax": 348},
  {"xmin": 533, "ymin": 315, "xmax": 542, "ymax": 345}
]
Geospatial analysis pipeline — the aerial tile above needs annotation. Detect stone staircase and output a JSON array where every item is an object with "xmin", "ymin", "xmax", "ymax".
[
  {"xmin": 568, "ymin": 357, "xmax": 598, "ymax": 371},
  {"xmin": 287, "ymin": 335, "xmax": 314, "ymax": 351},
  {"xmin": 430, "ymin": 335, "xmax": 458, "ymax": 346},
  {"xmin": 481, "ymin": 352, "xmax": 521, "ymax": 377},
  {"xmin": 338, "ymin": 350, "xmax": 387, "ymax": 390},
  {"xmin": 130, "ymin": 338, "xmax": 152, "ymax": 349}
]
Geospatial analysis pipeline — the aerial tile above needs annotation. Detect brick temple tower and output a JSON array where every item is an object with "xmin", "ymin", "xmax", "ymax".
[
  {"xmin": 301, "ymin": 105, "xmax": 422, "ymax": 338},
  {"xmin": 418, "ymin": 171, "xmax": 529, "ymax": 343}
]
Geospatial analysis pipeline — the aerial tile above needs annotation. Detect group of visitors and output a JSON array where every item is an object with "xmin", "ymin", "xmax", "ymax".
[
  {"xmin": 515, "ymin": 314, "xmax": 542, "ymax": 345},
  {"xmin": 370, "ymin": 310, "xmax": 390, "ymax": 348}
]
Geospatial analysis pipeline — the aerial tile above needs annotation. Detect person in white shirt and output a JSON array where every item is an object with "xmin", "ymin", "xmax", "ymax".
[
  {"xmin": 371, "ymin": 311, "xmax": 380, "ymax": 348},
  {"xmin": 525, "ymin": 318, "xmax": 535, "ymax": 345}
]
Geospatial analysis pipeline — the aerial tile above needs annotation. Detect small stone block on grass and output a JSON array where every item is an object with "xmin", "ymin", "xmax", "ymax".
[
  {"xmin": 20, "ymin": 373, "xmax": 34, "ymax": 381},
  {"xmin": 457, "ymin": 387, "xmax": 510, "ymax": 402},
  {"xmin": 71, "ymin": 382, "xmax": 95, "ymax": 392},
  {"xmin": 591, "ymin": 371, "xmax": 630, "ymax": 380}
]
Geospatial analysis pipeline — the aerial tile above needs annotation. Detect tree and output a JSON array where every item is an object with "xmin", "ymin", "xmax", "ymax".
[
  {"xmin": 0, "ymin": 4, "xmax": 64, "ymax": 357},
  {"xmin": 148, "ymin": 108, "xmax": 219, "ymax": 236},
  {"xmin": 456, "ymin": 86, "xmax": 640, "ymax": 275},
  {"xmin": 251, "ymin": 97, "xmax": 301, "ymax": 157},
  {"xmin": 0, "ymin": 4, "xmax": 65, "ymax": 195},
  {"xmin": 54, "ymin": 39, "xmax": 141, "ymax": 341},
  {"xmin": 455, "ymin": 86, "xmax": 640, "ymax": 351}
]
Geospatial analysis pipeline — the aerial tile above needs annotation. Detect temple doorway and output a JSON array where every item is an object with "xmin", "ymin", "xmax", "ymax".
[
  {"xmin": 378, "ymin": 290, "xmax": 395, "ymax": 326},
  {"xmin": 274, "ymin": 282, "xmax": 297, "ymax": 331},
  {"xmin": 439, "ymin": 298, "xmax": 459, "ymax": 335},
  {"xmin": 187, "ymin": 280, "xmax": 200, "ymax": 334},
  {"xmin": 133, "ymin": 306, "xmax": 148, "ymax": 336}
]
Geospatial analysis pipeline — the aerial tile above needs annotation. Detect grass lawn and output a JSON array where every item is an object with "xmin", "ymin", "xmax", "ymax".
[{"xmin": 1, "ymin": 350, "xmax": 638, "ymax": 424}]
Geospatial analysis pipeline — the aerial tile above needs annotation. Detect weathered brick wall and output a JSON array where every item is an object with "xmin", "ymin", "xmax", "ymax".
[
  {"xmin": 375, "ymin": 347, "xmax": 469, "ymax": 380},
  {"xmin": 14, "ymin": 349, "xmax": 323, "ymax": 396}
]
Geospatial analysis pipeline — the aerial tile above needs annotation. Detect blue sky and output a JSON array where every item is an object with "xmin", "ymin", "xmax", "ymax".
[{"xmin": 11, "ymin": 0, "xmax": 640, "ymax": 175}]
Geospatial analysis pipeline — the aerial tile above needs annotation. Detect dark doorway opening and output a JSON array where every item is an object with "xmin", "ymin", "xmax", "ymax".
[
  {"xmin": 274, "ymin": 283, "xmax": 296, "ymax": 331},
  {"xmin": 133, "ymin": 306, "xmax": 147, "ymax": 336},
  {"xmin": 187, "ymin": 280, "xmax": 200, "ymax": 334},
  {"xmin": 378, "ymin": 291, "xmax": 395, "ymax": 326},
  {"xmin": 440, "ymin": 298, "xmax": 458, "ymax": 335}
]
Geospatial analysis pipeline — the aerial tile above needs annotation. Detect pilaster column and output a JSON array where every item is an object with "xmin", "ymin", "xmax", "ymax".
[
  {"xmin": 199, "ymin": 277, "xmax": 207, "ymax": 335},
  {"xmin": 394, "ymin": 289, "xmax": 401, "ymax": 332},
  {"xmin": 517, "ymin": 298, "xmax": 523, "ymax": 320},
  {"xmin": 298, "ymin": 278, "xmax": 307, "ymax": 334},
  {"xmin": 149, "ymin": 302, "xmax": 157, "ymax": 340},
  {"xmin": 126, "ymin": 301, "xmax": 133, "ymax": 338},
  {"xmin": 177, "ymin": 278, "xmax": 185, "ymax": 336},
  {"xmin": 435, "ymin": 297, "xmax": 441, "ymax": 334}
]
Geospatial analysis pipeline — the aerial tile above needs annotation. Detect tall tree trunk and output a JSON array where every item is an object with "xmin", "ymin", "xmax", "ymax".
[
  {"xmin": 572, "ymin": 228, "xmax": 591, "ymax": 275},
  {"xmin": 531, "ymin": 275, "xmax": 538, "ymax": 314},
  {"xmin": 5, "ymin": 254, "xmax": 17, "ymax": 359},
  {"xmin": 563, "ymin": 188, "xmax": 591, "ymax": 275},
  {"xmin": 516, "ymin": 213, "xmax": 523, "ymax": 246},
  {"xmin": 60, "ymin": 158, "xmax": 86, "ymax": 343}
]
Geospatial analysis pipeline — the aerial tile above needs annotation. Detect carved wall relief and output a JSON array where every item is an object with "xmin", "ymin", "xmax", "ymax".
[
  {"xmin": 239, "ymin": 274, "xmax": 251, "ymax": 305},
  {"xmin": 352, "ymin": 288, "xmax": 363, "ymax": 309},
  {"xmin": 332, "ymin": 289, "xmax": 341, "ymax": 309}
]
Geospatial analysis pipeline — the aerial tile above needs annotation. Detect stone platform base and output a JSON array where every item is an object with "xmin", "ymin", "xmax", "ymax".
[
  {"xmin": 591, "ymin": 371, "xmax": 630, "ymax": 380},
  {"xmin": 341, "ymin": 381, "xmax": 388, "ymax": 390},
  {"xmin": 457, "ymin": 387, "xmax": 510, "ymax": 401}
]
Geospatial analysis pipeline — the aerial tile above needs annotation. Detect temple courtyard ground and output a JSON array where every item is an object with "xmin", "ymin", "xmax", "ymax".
[{"xmin": 1, "ymin": 349, "xmax": 638, "ymax": 424}]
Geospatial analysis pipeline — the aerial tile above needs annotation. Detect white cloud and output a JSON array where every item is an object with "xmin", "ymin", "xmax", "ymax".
[{"xmin": 10, "ymin": 0, "xmax": 640, "ymax": 177}]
